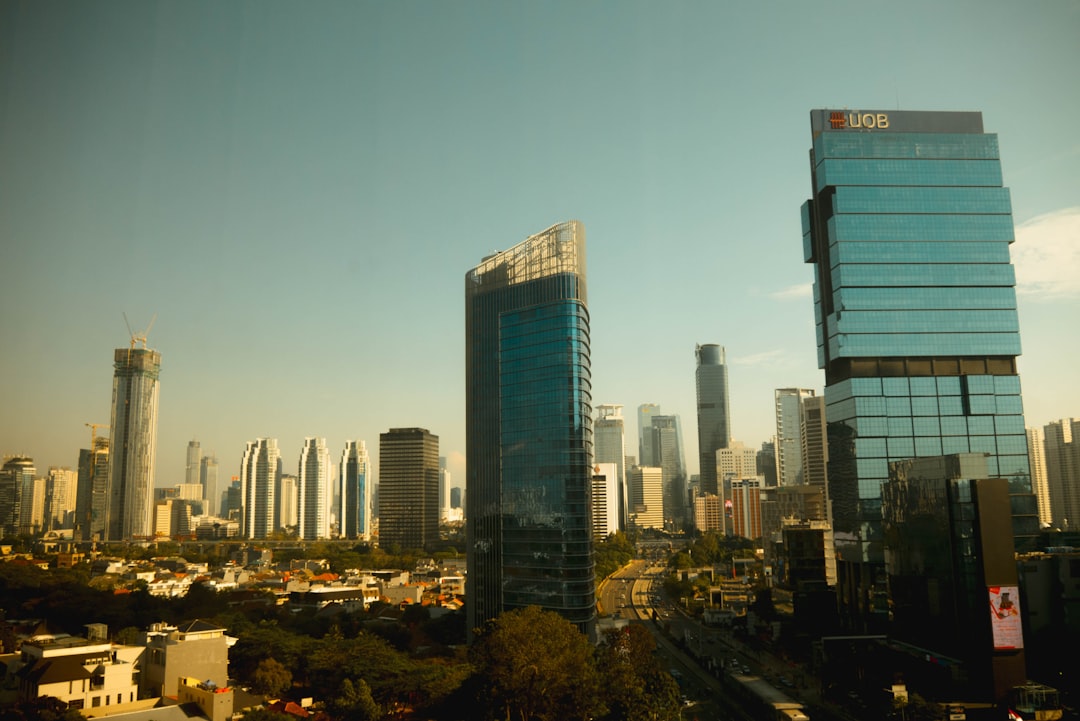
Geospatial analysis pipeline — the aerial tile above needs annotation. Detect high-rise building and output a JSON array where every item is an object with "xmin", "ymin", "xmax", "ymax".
[
  {"xmin": 775, "ymin": 388, "xmax": 815, "ymax": 487},
  {"xmin": 594, "ymin": 404, "xmax": 628, "ymax": 529},
  {"xmin": 591, "ymin": 463, "xmax": 619, "ymax": 540},
  {"xmin": 240, "ymin": 438, "xmax": 279, "ymax": 539},
  {"xmin": 185, "ymin": 440, "xmax": 201, "ymax": 487},
  {"xmin": 298, "ymin": 437, "xmax": 330, "ymax": 540},
  {"xmin": 2, "ymin": 457, "xmax": 36, "ymax": 537},
  {"xmin": 637, "ymin": 403, "xmax": 661, "ymax": 467},
  {"xmin": 799, "ymin": 394, "xmax": 830, "ymax": 522},
  {"xmin": 465, "ymin": 221, "xmax": 594, "ymax": 636},
  {"xmin": 649, "ymin": 414, "xmax": 687, "ymax": 526},
  {"xmin": 731, "ymin": 477, "xmax": 764, "ymax": 540},
  {"xmin": 379, "ymin": 428, "xmax": 439, "ymax": 551},
  {"xmin": 105, "ymin": 344, "xmax": 162, "ymax": 540},
  {"xmin": 44, "ymin": 467, "xmax": 78, "ymax": 531},
  {"xmin": 200, "ymin": 455, "xmax": 219, "ymax": 517},
  {"xmin": 1026, "ymin": 427, "xmax": 1051, "ymax": 528},
  {"xmin": 628, "ymin": 466, "xmax": 664, "ymax": 531},
  {"xmin": 439, "ymin": 456, "xmax": 451, "ymax": 523},
  {"xmin": 757, "ymin": 440, "xmax": 778, "ymax": 487},
  {"xmin": 1043, "ymin": 419, "xmax": 1080, "ymax": 530},
  {"xmin": 277, "ymin": 473, "xmax": 297, "ymax": 531},
  {"xmin": 76, "ymin": 436, "xmax": 109, "ymax": 540},
  {"xmin": 696, "ymin": 344, "xmax": 731, "ymax": 495},
  {"xmin": 801, "ymin": 109, "xmax": 1037, "ymax": 556},
  {"xmin": 340, "ymin": 440, "xmax": 372, "ymax": 540}
]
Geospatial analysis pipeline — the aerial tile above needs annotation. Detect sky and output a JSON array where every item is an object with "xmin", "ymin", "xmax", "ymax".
[{"xmin": 2, "ymin": 1, "xmax": 1079, "ymax": 489}]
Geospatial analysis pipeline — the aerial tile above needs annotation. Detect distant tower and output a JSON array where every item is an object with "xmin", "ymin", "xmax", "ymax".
[
  {"xmin": 1026, "ymin": 427, "xmax": 1051, "ymax": 527},
  {"xmin": 0, "ymin": 456, "xmax": 35, "ymax": 537},
  {"xmin": 277, "ymin": 473, "xmax": 297, "ymax": 531},
  {"xmin": 628, "ymin": 466, "xmax": 664, "ymax": 531},
  {"xmin": 379, "ymin": 428, "xmax": 439, "ymax": 551},
  {"xmin": 105, "ymin": 328, "xmax": 162, "ymax": 541},
  {"xmin": 650, "ymin": 414, "xmax": 687, "ymax": 526},
  {"xmin": 1043, "ymin": 419, "xmax": 1080, "ymax": 530},
  {"xmin": 200, "ymin": 454, "xmax": 219, "ymax": 517},
  {"xmin": 591, "ymin": 463, "xmax": 620, "ymax": 539},
  {"xmin": 44, "ymin": 467, "xmax": 78, "ymax": 531},
  {"xmin": 439, "ymin": 456, "xmax": 451, "ymax": 523},
  {"xmin": 76, "ymin": 436, "xmax": 109, "ymax": 541},
  {"xmin": 799, "ymin": 395, "xmax": 830, "ymax": 522},
  {"xmin": 637, "ymin": 403, "xmax": 661, "ymax": 466},
  {"xmin": 298, "ymin": 437, "xmax": 330, "ymax": 540},
  {"xmin": 185, "ymin": 440, "xmax": 202, "ymax": 487},
  {"xmin": 594, "ymin": 405, "xmax": 628, "ymax": 529},
  {"xmin": 774, "ymin": 388, "xmax": 814, "ymax": 487},
  {"xmin": 339, "ymin": 440, "xmax": 372, "ymax": 540},
  {"xmin": 240, "ymin": 438, "xmax": 279, "ymax": 539},
  {"xmin": 696, "ymin": 344, "xmax": 731, "ymax": 495}
]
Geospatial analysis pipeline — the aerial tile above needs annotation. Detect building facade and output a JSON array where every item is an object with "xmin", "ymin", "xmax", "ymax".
[
  {"xmin": 76, "ymin": 436, "xmax": 109, "ymax": 541},
  {"xmin": 775, "ymin": 388, "xmax": 815, "ymax": 487},
  {"xmin": 1043, "ymin": 418, "xmax": 1080, "ymax": 530},
  {"xmin": 801, "ymin": 109, "xmax": 1037, "ymax": 559},
  {"xmin": 105, "ymin": 346, "xmax": 161, "ymax": 541},
  {"xmin": 629, "ymin": 466, "xmax": 664, "ymax": 531},
  {"xmin": 379, "ymin": 428, "xmax": 439, "ymax": 551},
  {"xmin": 799, "ymin": 394, "xmax": 830, "ymax": 522},
  {"xmin": 1, "ymin": 456, "xmax": 35, "ymax": 537},
  {"xmin": 340, "ymin": 440, "xmax": 372, "ymax": 539},
  {"xmin": 696, "ymin": 344, "xmax": 731, "ymax": 495},
  {"xmin": 594, "ymin": 404, "xmax": 628, "ymax": 529},
  {"xmin": 591, "ymin": 463, "xmax": 619, "ymax": 539},
  {"xmin": 465, "ymin": 221, "xmax": 594, "ymax": 636},
  {"xmin": 240, "ymin": 438, "xmax": 279, "ymax": 539},
  {"xmin": 185, "ymin": 440, "xmax": 201, "ymax": 488},
  {"xmin": 298, "ymin": 437, "xmax": 330, "ymax": 540},
  {"xmin": 637, "ymin": 403, "xmax": 661, "ymax": 467},
  {"xmin": 200, "ymin": 454, "xmax": 219, "ymax": 518}
]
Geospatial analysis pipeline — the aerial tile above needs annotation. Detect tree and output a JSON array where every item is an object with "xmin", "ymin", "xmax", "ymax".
[
  {"xmin": 328, "ymin": 678, "xmax": 380, "ymax": 721},
  {"xmin": 251, "ymin": 657, "xmax": 292, "ymax": 697},
  {"xmin": 595, "ymin": 626, "xmax": 680, "ymax": 721},
  {"xmin": 469, "ymin": 606, "xmax": 603, "ymax": 721}
]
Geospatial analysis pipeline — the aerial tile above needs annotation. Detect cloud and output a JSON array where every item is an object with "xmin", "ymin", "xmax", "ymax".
[
  {"xmin": 729, "ymin": 349, "xmax": 786, "ymax": 366},
  {"xmin": 769, "ymin": 282, "xmax": 813, "ymax": 300},
  {"xmin": 1013, "ymin": 208, "xmax": 1080, "ymax": 300}
]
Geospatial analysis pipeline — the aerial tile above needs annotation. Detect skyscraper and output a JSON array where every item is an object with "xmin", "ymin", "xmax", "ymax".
[
  {"xmin": 105, "ymin": 343, "xmax": 161, "ymax": 541},
  {"xmin": 44, "ymin": 467, "xmax": 77, "ymax": 531},
  {"xmin": 594, "ymin": 404, "xmax": 627, "ymax": 529},
  {"xmin": 185, "ymin": 440, "xmax": 201, "ymax": 487},
  {"xmin": 628, "ymin": 466, "xmax": 663, "ymax": 531},
  {"xmin": 200, "ymin": 455, "xmax": 219, "ymax": 517},
  {"xmin": 0, "ymin": 456, "xmax": 35, "ymax": 537},
  {"xmin": 696, "ymin": 344, "xmax": 730, "ymax": 494},
  {"xmin": 298, "ymin": 437, "xmax": 330, "ymax": 540},
  {"xmin": 76, "ymin": 436, "xmax": 109, "ymax": 541},
  {"xmin": 339, "ymin": 440, "xmax": 371, "ymax": 540},
  {"xmin": 438, "ymin": 456, "xmax": 451, "ymax": 523},
  {"xmin": 379, "ymin": 428, "xmax": 439, "ymax": 551},
  {"xmin": 591, "ymin": 463, "xmax": 619, "ymax": 539},
  {"xmin": 1042, "ymin": 419, "xmax": 1080, "ymax": 530},
  {"xmin": 637, "ymin": 403, "xmax": 661, "ymax": 467},
  {"xmin": 801, "ymin": 109, "xmax": 1036, "ymax": 557},
  {"xmin": 649, "ymin": 414, "xmax": 687, "ymax": 526},
  {"xmin": 1025, "ymin": 426, "xmax": 1051, "ymax": 528},
  {"xmin": 465, "ymin": 220, "xmax": 594, "ymax": 636},
  {"xmin": 775, "ymin": 388, "xmax": 815, "ymax": 487},
  {"xmin": 799, "ymin": 394, "xmax": 830, "ymax": 522},
  {"xmin": 240, "ymin": 438, "xmax": 279, "ymax": 539}
]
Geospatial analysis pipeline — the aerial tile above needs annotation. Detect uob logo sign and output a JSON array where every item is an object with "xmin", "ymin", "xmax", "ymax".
[{"xmin": 829, "ymin": 111, "xmax": 890, "ymax": 129}]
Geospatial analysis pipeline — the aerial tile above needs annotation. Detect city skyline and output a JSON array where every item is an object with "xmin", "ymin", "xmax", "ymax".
[{"xmin": 2, "ymin": 3, "xmax": 1079, "ymax": 488}]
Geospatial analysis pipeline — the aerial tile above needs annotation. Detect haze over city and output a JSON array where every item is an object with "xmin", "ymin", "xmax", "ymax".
[{"xmin": 2, "ymin": 1, "xmax": 1078, "ymax": 485}]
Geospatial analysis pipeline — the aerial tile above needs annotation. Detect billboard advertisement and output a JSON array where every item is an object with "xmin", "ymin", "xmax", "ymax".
[{"xmin": 988, "ymin": 585, "xmax": 1024, "ymax": 650}]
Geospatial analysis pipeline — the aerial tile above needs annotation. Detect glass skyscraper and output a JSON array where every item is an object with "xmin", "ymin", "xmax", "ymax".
[
  {"xmin": 465, "ymin": 220, "xmax": 594, "ymax": 636},
  {"xmin": 801, "ymin": 109, "xmax": 1037, "ymax": 563},
  {"xmin": 339, "ymin": 440, "xmax": 372, "ymax": 539},
  {"xmin": 695, "ymin": 344, "xmax": 730, "ymax": 495}
]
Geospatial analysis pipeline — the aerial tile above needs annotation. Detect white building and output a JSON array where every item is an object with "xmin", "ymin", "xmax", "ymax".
[
  {"xmin": 45, "ymin": 467, "xmax": 78, "ymax": 530},
  {"xmin": 299, "ymin": 437, "xmax": 330, "ymax": 540},
  {"xmin": 594, "ymin": 404, "xmax": 628, "ymax": 529},
  {"xmin": 240, "ymin": 438, "xmax": 279, "ymax": 539},
  {"xmin": 591, "ymin": 463, "xmax": 619, "ymax": 539},
  {"xmin": 629, "ymin": 466, "xmax": 663, "ymax": 530}
]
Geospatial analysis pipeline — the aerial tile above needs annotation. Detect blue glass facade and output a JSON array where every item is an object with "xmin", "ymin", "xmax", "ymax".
[
  {"xmin": 801, "ymin": 110, "xmax": 1036, "ymax": 559},
  {"xmin": 466, "ymin": 221, "xmax": 594, "ymax": 637}
]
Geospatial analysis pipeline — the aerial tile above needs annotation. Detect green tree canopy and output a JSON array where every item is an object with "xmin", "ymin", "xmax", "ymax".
[{"xmin": 469, "ymin": 606, "xmax": 603, "ymax": 721}]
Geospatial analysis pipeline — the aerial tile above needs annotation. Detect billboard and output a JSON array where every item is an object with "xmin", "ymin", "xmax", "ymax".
[{"xmin": 988, "ymin": 585, "xmax": 1024, "ymax": 650}]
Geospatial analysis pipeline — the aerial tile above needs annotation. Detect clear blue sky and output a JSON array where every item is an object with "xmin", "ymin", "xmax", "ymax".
[{"xmin": 2, "ymin": 1, "xmax": 1078, "ymax": 487}]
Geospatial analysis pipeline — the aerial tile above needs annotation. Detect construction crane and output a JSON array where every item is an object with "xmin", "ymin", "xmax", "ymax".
[
  {"xmin": 85, "ymin": 423, "xmax": 109, "ymax": 447},
  {"xmin": 122, "ymin": 312, "xmax": 156, "ymax": 350}
]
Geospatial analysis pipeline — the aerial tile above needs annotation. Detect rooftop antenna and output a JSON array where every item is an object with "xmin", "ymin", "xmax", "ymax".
[{"xmin": 123, "ymin": 312, "xmax": 157, "ymax": 350}]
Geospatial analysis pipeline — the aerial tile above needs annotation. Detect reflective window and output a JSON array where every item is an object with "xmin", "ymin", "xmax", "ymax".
[
  {"xmin": 942, "ymin": 437, "xmax": 970, "ymax": 454},
  {"xmin": 912, "ymin": 398, "xmax": 939, "ymax": 416},
  {"xmin": 888, "ymin": 417, "xmax": 913, "ymax": 436},
  {"xmin": 940, "ymin": 417, "xmax": 968, "ymax": 435},
  {"xmin": 815, "ymin": 132, "xmax": 1000, "ymax": 161},
  {"xmin": 835, "ymin": 287, "xmax": 1017, "ymax": 311},
  {"xmin": 832, "ymin": 186, "xmax": 1012, "ymax": 214},
  {"xmin": 915, "ymin": 437, "xmax": 943, "ymax": 456},
  {"xmin": 835, "ymin": 263, "xmax": 1015, "ymax": 287},
  {"xmin": 817, "ymin": 159, "xmax": 1003, "ymax": 190},
  {"xmin": 831, "ymin": 215, "xmax": 1014, "ymax": 242},
  {"xmin": 967, "ymin": 416, "xmax": 995, "ymax": 435},
  {"xmin": 913, "ymin": 417, "xmax": 941, "ymax": 436}
]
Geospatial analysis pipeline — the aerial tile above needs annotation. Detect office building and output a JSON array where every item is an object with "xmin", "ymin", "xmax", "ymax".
[
  {"xmin": 105, "ymin": 344, "xmax": 162, "ymax": 540},
  {"xmin": 637, "ymin": 403, "xmax": 661, "ymax": 466},
  {"xmin": 1, "ymin": 456, "xmax": 34, "ymax": 537},
  {"xmin": 629, "ymin": 466, "xmax": 664, "ymax": 531},
  {"xmin": 298, "ymin": 437, "xmax": 330, "ymax": 540},
  {"xmin": 44, "ymin": 467, "xmax": 78, "ymax": 531},
  {"xmin": 450, "ymin": 486, "xmax": 462, "ymax": 510},
  {"xmin": 340, "ymin": 440, "xmax": 372, "ymax": 540},
  {"xmin": 731, "ymin": 477, "xmax": 764, "ymax": 540},
  {"xmin": 799, "ymin": 394, "xmax": 830, "ymax": 521},
  {"xmin": 696, "ymin": 344, "xmax": 731, "ymax": 494},
  {"xmin": 693, "ymin": 493, "xmax": 724, "ymax": 533},
  {"xmin": 594, "ymin": 404, "xmax": 628, "ymax": 529},
  {"xmin": 276, "ymin": 473, "xmax": 297, "ymax": 531},
  {"xmin": 200, "ymin": 454, "xmax": 219, "ymax": 518},
  {"xmin": 185, "ymin": 440, "xmax": 201, "ymax": 487},
  {"xmin": 379, "ymin": 427, "xmax": 439, "ymax": 551},
  {"xmin": 1026, "ymin": 427, "xmax": 1051, "ymax": 527},
  {"xmin": 75, "ymin": 436, "xmax": 109, "ymax": 541},
  {"xmin": 591, "ymin": 463, "xmax": 619, "ymax": 539},
  {"xmin": 801, "ymin": 109, "xmax": 1036, "ymax": 557},
  {"xmin": 883, "ymin": 454, "xmax": 1026, "ymax": 703},
  {"xmin": 465, "ymin": 221, "xmax": 594, "ymax": 635},
  {"xmin": 1042, "ymin": 419, "xmax": 1080, "ymax": 531},
  {"xmin": 649, "ymin": 414, "xmax": 687, "ymax": 526},
  {"xmin": 757, "ymin": 440, "xmax": 778, "ymax": 487},
  {"xmin": 439, "ymin": 456, "xmax": 451, "ymax": 522},
  {"xmin": 240, "ymin": 438, "xmax": 279, "ymax": 539},
  {"xmin": 775, "ymin": 388, "xmax": 814, "ymax": 487}
]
